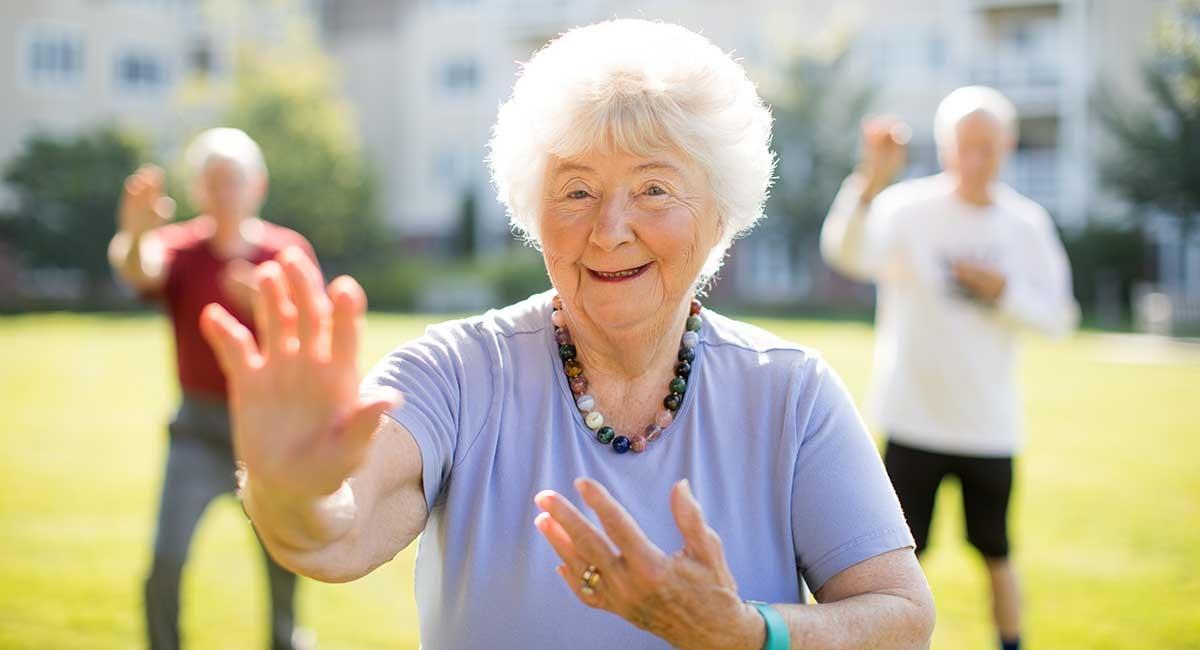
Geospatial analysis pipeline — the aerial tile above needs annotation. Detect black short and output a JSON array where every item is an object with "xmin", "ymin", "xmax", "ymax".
[{"xmin": 883, "ymin": 439, "xmax": 1014, "ymax": 558}]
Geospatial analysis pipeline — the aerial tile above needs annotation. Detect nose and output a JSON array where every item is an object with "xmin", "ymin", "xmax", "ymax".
[{"xmin": 589, "ymin": 195, "xmax": 636, "ymax": 252}]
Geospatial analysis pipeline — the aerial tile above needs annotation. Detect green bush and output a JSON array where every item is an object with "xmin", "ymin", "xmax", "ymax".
[{"xmin": 1062, "ymin": 222, "xmax": 1147, "ymax": 322}]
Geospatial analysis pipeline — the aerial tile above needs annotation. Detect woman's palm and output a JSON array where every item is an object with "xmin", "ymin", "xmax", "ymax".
[{"xmin": 201, "ymin": 249, "xmax": 397, "ymax": 500}]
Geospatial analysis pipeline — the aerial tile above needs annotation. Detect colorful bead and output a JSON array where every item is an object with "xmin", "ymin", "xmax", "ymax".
[
  {"xmin": 669, "ymin": 377, "xmax": 687, "ymax": 394},
  {"xmin": 644, "ymin": 424, "xmax": 662, "ymax": 442},
  {"xmin": 596, "ymin": 426, "xmax": 616, "ymax": 444},
  {"xmin": 550, "ymin": 293, "xmax": 701, "ymax": 456},
  {"xmin": 585, "ymin": 411, "xmax": 604, "ymax": 429},
  {"xmin": 570, "ymin": 375, "xmax": 589, "ymax": 395},
  {"xmin": 655, "ymin": 410, "xmax": 674, "ymax": 429}
]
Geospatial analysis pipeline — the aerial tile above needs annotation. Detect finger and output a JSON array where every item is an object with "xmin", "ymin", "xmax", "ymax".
[
  {"xmin": 199, "ymin": 302, "xmax": 262, "ymax": 380},
  {"xmin": 554, "ymin": 563, "xmax": 607, "ymax": 610},
  {"xmin": 279, "ymin": 247, "xmax": 331, "ymax": 358},
  {"xmin": 329, "ymin": 275, "xmax": 366, "ymax": 370},
  {"xmin": 534, "ymin": 490, "xmax": 619, "ymax": 569},
  {"xmin": 535, "ymin": 512, "xmax": 588, "ymax": 570},
  {"xmin": 254, "ymin": 261, "xmax": 297, "ymax": 359},
  {"xmin": 670, "ymin": 479, "xmax": 724, "ymax": 567},
  {"xmin": 576, "ymin": 478, "xmax": 663, "ymax": 566},
  {"xmin": 154, "ymin": 196, "xmax": 176, "ymax": 221}
]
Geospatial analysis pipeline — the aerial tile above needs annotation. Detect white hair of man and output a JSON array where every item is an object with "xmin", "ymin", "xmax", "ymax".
[
  {"xmin": 933, "ymin": 85, "xmax": 1019, "ymax": 149},
  {"xmin": 488, "ymin": 19, "xmax": 776, "ymax": 281},
  {"xmin": 184, "ymin": 127, "xmax": 268, "ymax": 182}
]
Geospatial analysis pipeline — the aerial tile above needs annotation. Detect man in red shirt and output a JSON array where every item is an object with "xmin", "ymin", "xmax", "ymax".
[{"xmin": 108, "ymin": 128, "xmax": 316, "ymax": 650}]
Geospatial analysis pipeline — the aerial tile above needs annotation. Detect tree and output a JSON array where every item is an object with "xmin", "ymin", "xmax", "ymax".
[
  {"xmin": 1099, "ymin": 2, "xmax": 1200, "ymax": 235},
  {"xmin": 179, "ymin": 3, "xmax": 385, "ymax": 270},
  {"xmin": 0, "ymin": 126, "xmax": 147, "ymax": 297},
  {"xmin": 766, "ymin": 41, "xmax": 872, "ymax": 244}
]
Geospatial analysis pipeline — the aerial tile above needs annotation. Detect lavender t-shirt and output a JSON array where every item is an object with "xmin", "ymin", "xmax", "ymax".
[{"xmin": 361, "ymin": 291, "xmax": 913, "ymax": 649}]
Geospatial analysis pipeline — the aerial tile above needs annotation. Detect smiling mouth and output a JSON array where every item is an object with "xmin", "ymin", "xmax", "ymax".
[{"xmin": 588, "ymin": 262, "xmax": 652, "ymax": 282}]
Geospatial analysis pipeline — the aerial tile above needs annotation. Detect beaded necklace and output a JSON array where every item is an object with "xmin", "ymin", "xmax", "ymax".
[{"xmin": 551, "ymin": 295, "xmax": 702, "ymax": 454}]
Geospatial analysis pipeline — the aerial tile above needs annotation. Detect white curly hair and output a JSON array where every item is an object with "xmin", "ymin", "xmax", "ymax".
[{"xmin": 487, "ymin": 19, "xmax": 776, "ymax": 281}]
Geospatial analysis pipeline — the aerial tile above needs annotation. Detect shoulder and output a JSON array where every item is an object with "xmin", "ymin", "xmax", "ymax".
[
  {"xmin": 155, "ymin": 216, "xmax": 211, "ymax": 252},
  {"xmin": 876, "ymin": 174, "xmax": 952, "ymax": 214},
  {"xmin": 258, "ymin": 221, "xmax": 314, "ymax": 253},
  {"xmin": 700, "ymin": 310, "xmax": 830, "ymax": 385},
  {"xmin": 422, "ymin": 290, "xmax": 553, "ymax": 345},
  {"xmin": 994, "ymin": 184, "xmax": 1059, "ymax": 237},
  {"xmin": 379, "ymin": 291, "xmax": 553, "ymax": 373}
]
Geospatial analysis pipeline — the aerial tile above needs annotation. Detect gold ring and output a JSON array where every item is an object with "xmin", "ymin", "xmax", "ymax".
[{"xmin": 580, "ymin": 565, "xmax": 601, "ymax": 593}]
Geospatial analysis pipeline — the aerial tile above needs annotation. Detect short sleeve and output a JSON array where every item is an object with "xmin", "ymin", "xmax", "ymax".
[
  {"xmin": 790, "ymin": 357, "xmax": 914, "ymax": 592},
  {"xmin": 359, "ymin": 319, "xmax": 496, "ymax": 514}
]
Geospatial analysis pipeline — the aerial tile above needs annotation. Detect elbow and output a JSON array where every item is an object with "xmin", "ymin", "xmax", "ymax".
[
  {"xmin": 908, "ymin": 581, "xmax": 937, "ymax": 649},
  {"xmin": 273, "ymin": 549, "xmax": 376, "ymax": 584}
]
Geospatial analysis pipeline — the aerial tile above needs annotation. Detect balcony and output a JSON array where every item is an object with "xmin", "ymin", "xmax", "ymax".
[
  {"xmin": 1003, "ymin": 149, "xmax": 1059, "ymax": 213},
  {"xmin": 969, "ymin": 54, "xmax": 1061, "ymax": 114}
]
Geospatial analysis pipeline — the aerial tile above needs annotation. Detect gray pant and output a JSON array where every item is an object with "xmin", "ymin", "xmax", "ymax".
[{"xmin": 144, "ymin": 395, "xmax": 298, "ymax": 650}]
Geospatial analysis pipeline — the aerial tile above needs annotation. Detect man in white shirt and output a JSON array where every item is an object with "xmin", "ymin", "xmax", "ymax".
[{"xmin": 820, "ymin": 86, "xmax": 1079, "ymax": 650}]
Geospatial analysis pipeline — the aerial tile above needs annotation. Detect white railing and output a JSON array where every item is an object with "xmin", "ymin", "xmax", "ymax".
[{"xmin": 1004, "ymin": 149, "xmax": 1059, "ymax": 211}]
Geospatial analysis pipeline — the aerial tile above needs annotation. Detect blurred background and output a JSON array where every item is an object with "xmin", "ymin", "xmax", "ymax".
[{"xmin": 0, "ymin": 0, "xmax": 1196, "ymax": 649}]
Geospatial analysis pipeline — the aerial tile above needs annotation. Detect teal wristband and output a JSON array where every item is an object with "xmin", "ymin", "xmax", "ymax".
[{"xmin": 747, "ymin": 600, "xmax": 790, "ymax": 650}]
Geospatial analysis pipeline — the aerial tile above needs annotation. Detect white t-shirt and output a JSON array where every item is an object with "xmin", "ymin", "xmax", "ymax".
[{"xmin": 820, "ymin": 173, "xmax": 1079, "ymax": 456}]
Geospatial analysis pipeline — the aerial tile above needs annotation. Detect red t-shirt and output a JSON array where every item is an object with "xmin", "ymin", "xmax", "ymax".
[{"xmin": 144, "ymin": 217, "xmax": 318, "ymax": 399}]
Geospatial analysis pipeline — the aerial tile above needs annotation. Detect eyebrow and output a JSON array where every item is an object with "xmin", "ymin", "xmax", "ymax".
[
  {"xmin": 633, "ymin": 162, "xmax": 681, "ymax": 174},
  {"xmin": 550, "ymin": 160, "xmax": 681, "ymax": 177}
]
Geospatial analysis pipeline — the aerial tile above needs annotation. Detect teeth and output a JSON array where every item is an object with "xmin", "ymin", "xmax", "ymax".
[{"xmin": 597, "ymin": 267, "xmax": 641, "ymax": 278}]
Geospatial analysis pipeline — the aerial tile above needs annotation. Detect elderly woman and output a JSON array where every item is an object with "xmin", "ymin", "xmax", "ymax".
[{"xmin": 200, "ymin": 19, "xmax": 934, "ymax": 650}]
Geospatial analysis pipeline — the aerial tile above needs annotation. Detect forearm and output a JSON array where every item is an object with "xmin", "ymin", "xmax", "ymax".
[
  {"xmin": 108, "ymin": 229, "xmax": 164, "ymax": 290},
  {"xmin": 773, "ymin": 587, "xmax": 935, "ymax": 650},
  {"xmin": 239, "ymin": 422, "xmax": 429, "ymax": 582},
  {"xmin": 996, "ymin": 281, "xmax": 1080, "ymax": 338},
  {"xmin": 820, "ymin": 174, "xmax": 878, "ymax": 281}
]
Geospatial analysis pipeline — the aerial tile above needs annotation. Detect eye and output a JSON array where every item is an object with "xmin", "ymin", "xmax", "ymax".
[
  {"xmin": 567, "ymin": 189, "xmax": 591, "ymax": 200},
  {"xmin": 645, "ymin": 185, "xmax": 667, "ymax": 196}
]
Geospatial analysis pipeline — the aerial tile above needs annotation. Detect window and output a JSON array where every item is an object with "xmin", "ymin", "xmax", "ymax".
[
  {"xmin": 114, "ymin": 49, "xmax": 169, "ymax": 94},
  {"xmin": 439, "ymin": 58, "xmax": 479, "ymax": 95},
  {"xmin": 187, "ymin": 37, "xmax": 222, "ymax": 77},
  {"xmin": 23, "ymin": 26, "xmax": 85, "ymax": 88}
]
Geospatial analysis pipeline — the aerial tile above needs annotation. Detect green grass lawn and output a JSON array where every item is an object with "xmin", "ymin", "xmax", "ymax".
[{"xmin": 1, "ymin": 312, "xmax": 1196, "ymax": 649}]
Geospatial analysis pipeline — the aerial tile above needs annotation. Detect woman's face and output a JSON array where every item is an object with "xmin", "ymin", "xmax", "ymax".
[{"xmin": 538, "ymin": 148, "xmax": 722, "ymax": 333}]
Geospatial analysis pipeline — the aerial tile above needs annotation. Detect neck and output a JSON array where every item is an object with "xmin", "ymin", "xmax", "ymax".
[
  {"xmin": 209, "ymin": 215, "xmax": 254, "ymax": 257},
  {"xmin": 954, "ymin": 179, "xmax": 994, "ymax": 206},
  {"xmin": 568, "ymin": 299, "xmax": 691, "ymax": 386}
]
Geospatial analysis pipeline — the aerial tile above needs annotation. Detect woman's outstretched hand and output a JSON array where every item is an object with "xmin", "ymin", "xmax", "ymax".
[
  {"xmin": 200, "ymin": 247, "xmax": 399, "ymax": 504},
  {"xmin": 534, "ymin": 479, "xmax": 766, "ymax": 650}
]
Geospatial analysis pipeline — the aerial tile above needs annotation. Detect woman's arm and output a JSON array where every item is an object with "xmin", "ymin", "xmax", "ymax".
[
  {"xmin": 768, "ymin": 549, "xmax": 934, "ymax": 650},
  {"xmin": 240, "ymin": 416, "xmax": 428, "ymax": 582},
  {"xmin": 535, "ymin": 478, "xmax": 933, "ymax": 650}
]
